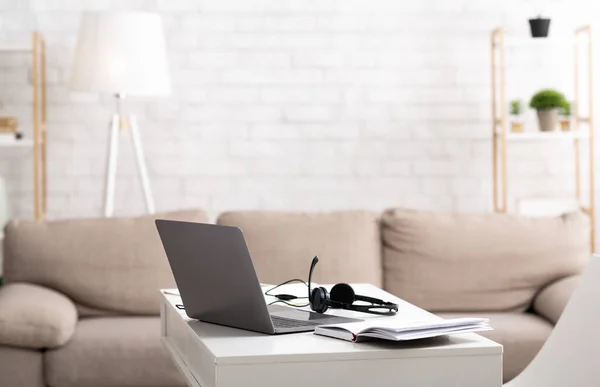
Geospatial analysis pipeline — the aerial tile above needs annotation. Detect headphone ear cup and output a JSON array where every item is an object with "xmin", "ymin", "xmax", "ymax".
[
  {"xmin": 310, "ymin": 287, "xmax": 329, "ymax": 313},
  {"xmin": 329, "ymin": 283, "xmax": 355, "ymax": 306}
]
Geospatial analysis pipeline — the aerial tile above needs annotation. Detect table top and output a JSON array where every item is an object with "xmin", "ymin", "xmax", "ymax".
[{"xmin": 161, "ymin": 283, "xmax": 502, "ymax": 365}]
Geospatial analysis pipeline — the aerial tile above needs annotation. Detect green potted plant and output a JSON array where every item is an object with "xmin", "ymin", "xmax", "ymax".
[
  {"xmin": 560, "ymin": 101, "xmax": 572, "ymax": 131},
  {"xmin": 510, "ymin": 99, "xmax": 524, "ymax": 132},
  {"xmin": 529, "ymin": 89, "xmax": 569, "ymax": 131}
]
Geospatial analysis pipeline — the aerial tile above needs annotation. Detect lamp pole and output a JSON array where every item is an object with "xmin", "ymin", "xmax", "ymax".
[{"xmin": 103, "ymin": 93, "xmax": 155, "ymax": 217}]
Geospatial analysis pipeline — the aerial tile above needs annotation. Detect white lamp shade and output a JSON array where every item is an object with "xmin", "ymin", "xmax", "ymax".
[{"xmin": 69, "ymin": 11, "xmax": 171, "ymax": 96}]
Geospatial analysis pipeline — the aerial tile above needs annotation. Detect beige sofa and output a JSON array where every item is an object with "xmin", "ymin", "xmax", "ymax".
[{"xmin": 0, "ymin": 207, "xmax": 589, "ymax": 387}]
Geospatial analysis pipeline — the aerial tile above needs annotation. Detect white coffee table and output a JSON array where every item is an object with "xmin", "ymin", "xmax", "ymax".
[{"xmin": 160, "ymin": 283, "xmax": 503, "ymax": 387}]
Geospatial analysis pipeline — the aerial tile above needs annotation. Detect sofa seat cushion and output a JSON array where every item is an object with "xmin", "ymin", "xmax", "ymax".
[
  {"xmin": 3, "ymin": 209, "xmax": 209, "ymax": 316},
  {"xmin": 45, "ymin": 317, "xmax": 186, "ymax": 387},
  {"xmin": 0, "ymin": 346, "xmax": 44, "ymax": 387},
  {"xmin": 217, "ymin": 210, "xmax": 382, "ymax": 287},
  {"xmin": 437, "ymin": 312, "xmax": 553, "ymax": 382},
  {"xmin": 382, "ymin": 208, "xmax": 589, "ymax": 313}
]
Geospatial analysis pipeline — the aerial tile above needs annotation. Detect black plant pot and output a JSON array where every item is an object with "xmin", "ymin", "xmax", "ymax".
[{"xmin": 529, "ymin": 18, "xmax": 551, "ymax": 38}]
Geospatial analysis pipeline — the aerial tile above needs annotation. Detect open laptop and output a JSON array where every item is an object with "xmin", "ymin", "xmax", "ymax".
[{"xmin": 155, "ymin": 219, "xmax": 362, "ymax": 334}]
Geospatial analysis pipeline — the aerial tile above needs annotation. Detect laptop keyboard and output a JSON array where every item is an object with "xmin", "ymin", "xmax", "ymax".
[{"xmin": 271, "ymin": 315, "xmax": 322, "ymax": 329}]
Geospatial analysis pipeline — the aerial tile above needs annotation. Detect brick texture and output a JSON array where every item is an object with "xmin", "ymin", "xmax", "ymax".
[{"xmin": 0, "ymin": 0, "xmax": 594, "ymax": 225}]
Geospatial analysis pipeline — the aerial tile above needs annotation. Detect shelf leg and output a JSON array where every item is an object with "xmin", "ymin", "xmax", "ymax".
[
  {"xmin": 588, "ymin": 26, "xmax": 596, "ymax": 253},
  {"xmin": 41, "ymin": 35, "xmax": 47, "ymax": 219},
  {"xmin": 491, "ymin": 31, "xmax": 498, "ymax": 212},
  {"xmin": 499, "ymin": 28, "xmax": 508, "ymax": 213},
  {"xmin": 574, "ymin": 29, "xmax": 581, "ymax": 204},
  {"xmin": 32, "ymin": 31, "xmax": 41, "ymax": 221}
]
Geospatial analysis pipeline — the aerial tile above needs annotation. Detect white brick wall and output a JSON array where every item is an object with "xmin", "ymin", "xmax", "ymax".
[{"xmin": 0, "ymin": 0, "xmax": 596, "ymax": 228}]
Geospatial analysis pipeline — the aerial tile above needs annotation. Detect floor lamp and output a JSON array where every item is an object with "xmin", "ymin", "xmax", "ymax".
[{"xmin": 69, "ymin": 11, "xmax": 171, "ymax": 217}]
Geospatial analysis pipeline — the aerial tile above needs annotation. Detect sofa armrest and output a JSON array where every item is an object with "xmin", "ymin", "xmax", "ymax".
[
  {"xmin": 533, "ymin": 275, "xmax": 581, "ymax": 324},
  {"xmin": 0, "ymin": 283, "xmax": 78, "ymax": 349}
]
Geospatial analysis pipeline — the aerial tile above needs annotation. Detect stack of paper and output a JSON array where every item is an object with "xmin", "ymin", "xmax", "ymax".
[{"xmin": 314, "ymin": 317, "xmax": 492, "ymax": 342}]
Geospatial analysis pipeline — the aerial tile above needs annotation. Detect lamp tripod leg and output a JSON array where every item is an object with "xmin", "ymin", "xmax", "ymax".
[
  {"xmin": 129, "ymin": 115, "xmax": 155, "ymax": 214},
  {"xmin": 104, "ymin": 114, "xmax": 120, "ymax": 217}
]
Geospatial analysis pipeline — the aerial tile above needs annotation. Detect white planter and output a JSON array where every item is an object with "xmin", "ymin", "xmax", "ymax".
[{"xmin": 536, "ymin": 108, "xmax": 559, "ymax": 131}]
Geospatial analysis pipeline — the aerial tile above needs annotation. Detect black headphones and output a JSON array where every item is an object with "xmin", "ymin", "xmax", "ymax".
[{"xmin": 308, "ymin": 256, "xmax": 398, "ymax": 316}]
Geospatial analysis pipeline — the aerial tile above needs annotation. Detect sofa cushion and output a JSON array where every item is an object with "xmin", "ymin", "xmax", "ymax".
[
  {"xmin": 3, "ymin": 209, "xmax": 209, "ymax": 316},
  {"xmin": 0, "ymin": 283, "xmax": 77, "ymax": 349},
  {"xmin": 437, "ymin": 312, "xmax": 552, "ymax": 382},
  {"xmin": 217, "ymin": 210, "xmax": 382, "ymax": 287},
  {"xmin": 45, "ymin": 317, "xmax": 186, "ymax": 387},
  {"xmin": 533, "ymin": 274, "xmax": 581, "ymax": 324},
  {"xmin": 0, "ymin": 346, "xmax": 44, "ymax": 387},
  {"xmin": 382, "ymin": 208, "xmax": 589, "ymax": 313}
]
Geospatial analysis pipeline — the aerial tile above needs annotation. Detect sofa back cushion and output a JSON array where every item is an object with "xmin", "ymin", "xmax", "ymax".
[
  {"xmin": 216, "ymin": 210, "xmax": 382, "ymax": 287},
  {"xmin": 3, "ymin": 209, "xmax": 208, "ymax": 316},
  {"xmin": 381, "ymin": 208, "xmax": 590, "ymax": 313}
]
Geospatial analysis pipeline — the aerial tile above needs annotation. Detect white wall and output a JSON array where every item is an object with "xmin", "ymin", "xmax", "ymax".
[{"xmin": 0, "ymin": 0, "xmax": 598, "ymax": 223}]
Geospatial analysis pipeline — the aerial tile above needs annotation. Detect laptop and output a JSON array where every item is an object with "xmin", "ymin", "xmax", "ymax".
[{"xmin": 155, "ymin": 219, "xmax": 362, "ymax": 334}]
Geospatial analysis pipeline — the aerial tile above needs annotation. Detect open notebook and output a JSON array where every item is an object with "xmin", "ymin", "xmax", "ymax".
[{"xmin": 314, "ymin": 317, "xmax": 492, "ymax": 342}]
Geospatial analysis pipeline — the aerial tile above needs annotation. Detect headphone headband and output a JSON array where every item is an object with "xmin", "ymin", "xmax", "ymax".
[
  {"xmin": 329, "ymin": 297, "xmax": 398, "ymax": 316},
  {"xmin": 354, "ymin": 294, "xmax": 386, "ymax": 305}
]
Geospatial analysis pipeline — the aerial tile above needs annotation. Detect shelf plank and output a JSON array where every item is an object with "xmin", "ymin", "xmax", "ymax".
[
  {"xmin": 517, "ymin": 197, "xmax": 581, "ymax": 217},
  {"xmin": 496, "ymin": 131, "xmax": 589, "ymax": 141},
  {"xmin": 0, "ymin": 136, "xmax": 33, "ymax": 147},
  {"xmin": 0, "ymin": 44, "xmax": 32, "ymax": 52},
  {"xmin": 502, "ymin": 37, "xmax": 574, "ymax": 48}
]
